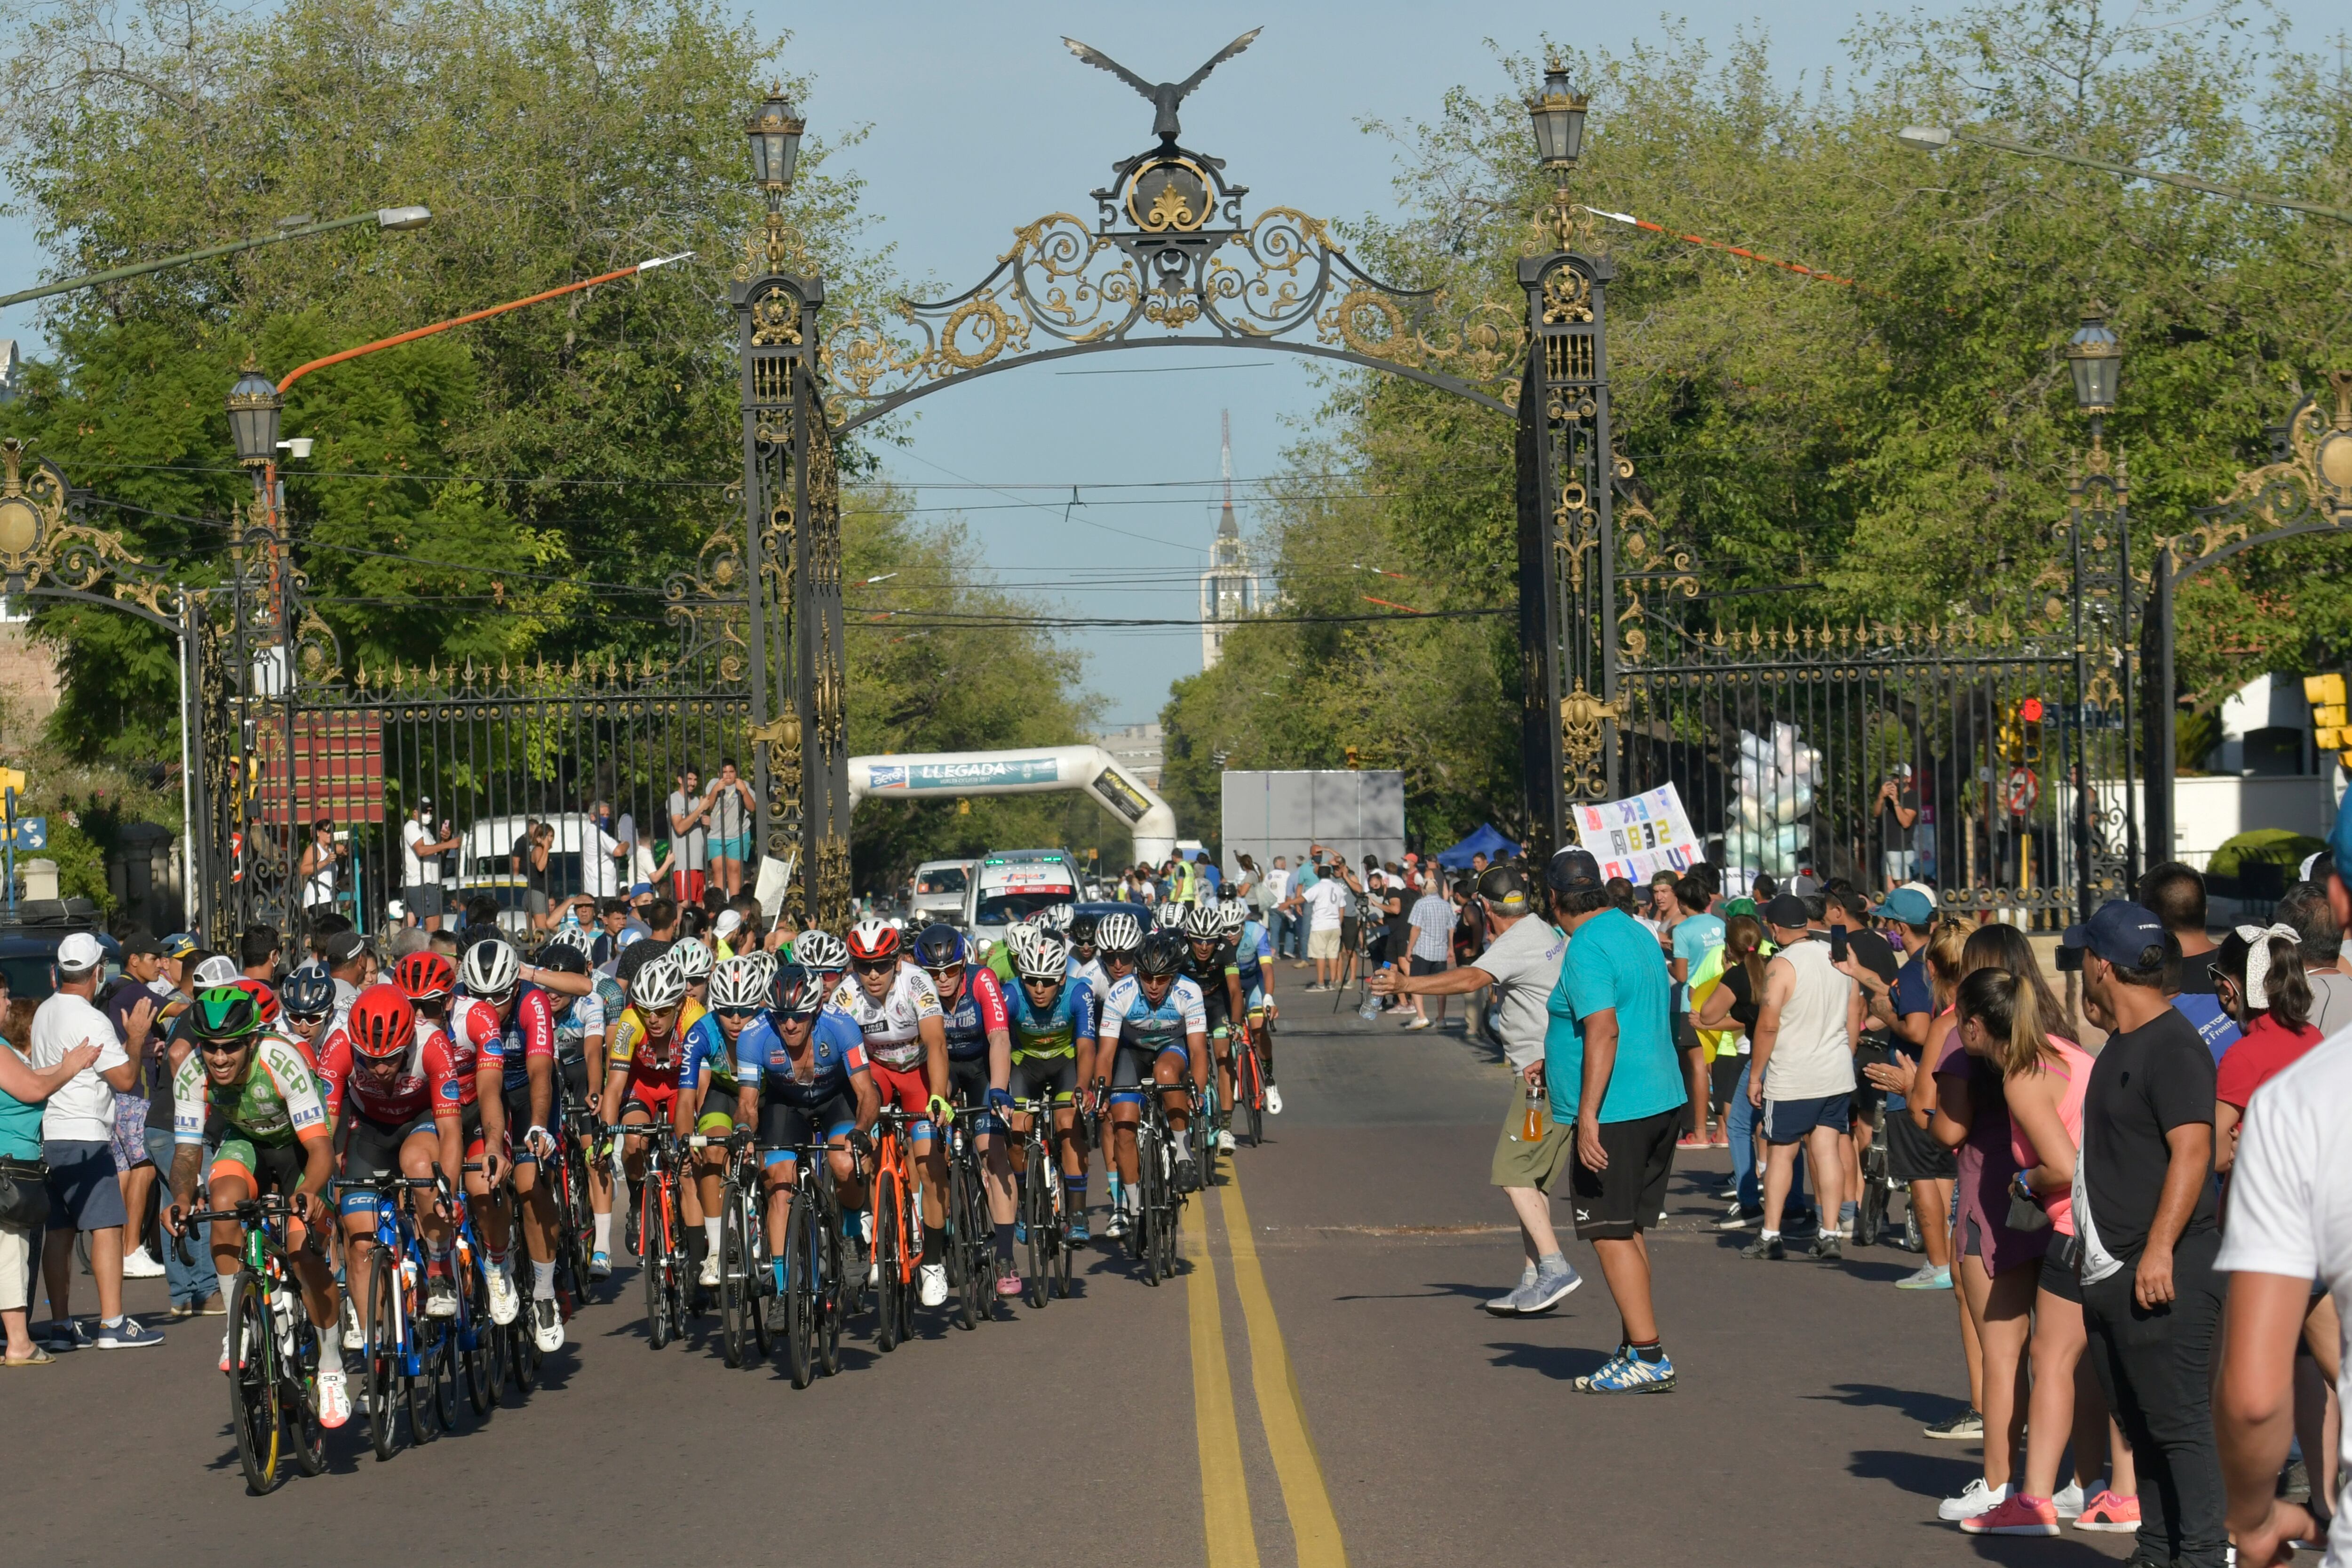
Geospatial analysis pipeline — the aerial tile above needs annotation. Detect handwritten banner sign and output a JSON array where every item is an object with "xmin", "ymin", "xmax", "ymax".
[{"xmin": 1572, "ymin": 783, "xmax": 1704, "ymax": 884}]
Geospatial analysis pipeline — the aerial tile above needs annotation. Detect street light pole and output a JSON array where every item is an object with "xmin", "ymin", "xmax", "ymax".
[
  {"xmin": 1894, "ymin": 126, "xmax": 2352, "ymax": 225},
  {"xmin": 0, "ymin": 207, "xmax": 432, "ymax": 312}
]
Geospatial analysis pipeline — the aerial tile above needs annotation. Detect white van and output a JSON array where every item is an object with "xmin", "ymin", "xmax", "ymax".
[
  {"xmin": 456, "ymin": 812, "xmax": 626, "ymax": 935},
  {"xmin": 960, "ymin": 850, "xmax": 1081, "ymax": 947},
  {"xmin": 909, "ymin": 859, "xmax": 977, "ymax": 925}
]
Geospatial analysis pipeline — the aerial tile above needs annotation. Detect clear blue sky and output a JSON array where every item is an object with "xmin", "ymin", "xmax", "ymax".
[{"xmin": 4, "ymin": 2, "xmax": 2326, "ymax": 724}]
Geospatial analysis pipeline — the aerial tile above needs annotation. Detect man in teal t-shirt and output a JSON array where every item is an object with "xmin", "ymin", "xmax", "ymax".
[{"xmin": 1537, "ymin": 845, "xmax": 1683, "ymax": 1394}]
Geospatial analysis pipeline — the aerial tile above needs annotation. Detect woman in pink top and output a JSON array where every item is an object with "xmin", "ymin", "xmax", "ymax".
[{"xmin": 1958, "ymin": 965, "xmax": 2139, "ymax": 1537}]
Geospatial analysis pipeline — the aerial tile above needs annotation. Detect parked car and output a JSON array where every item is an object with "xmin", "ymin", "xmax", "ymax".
[
  {"xmin": 0, "ymin": 905, "xmax": 124, "ymax": 1002},
  {"xmin": 908, "ymin": 859, "xmax": 976, "ymax": 925}
]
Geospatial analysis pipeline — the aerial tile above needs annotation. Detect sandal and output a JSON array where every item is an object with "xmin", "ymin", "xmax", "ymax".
[{"xmin": 4, "ymin": 1346, "xmax": 56, "ymax": 1367}]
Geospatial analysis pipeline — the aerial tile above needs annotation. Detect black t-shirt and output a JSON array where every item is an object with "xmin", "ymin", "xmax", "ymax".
[
  {"xmin": 1718, "ymin": 961, "xmax": 1761, "ymax": 1034},
  {"xmin": 1846, "ymin": 927, "xmax": 1899, "ymax": 1043},
  {"xmin": 1878, "ymin": 784, "xmax": 1917, "ymax": 850},
  {"xmin": 2079, "ymin": 1005, "xmax": 2218, "ymax": 1265}
]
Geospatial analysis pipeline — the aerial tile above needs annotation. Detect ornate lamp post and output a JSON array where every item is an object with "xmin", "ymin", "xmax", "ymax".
[{"xmin": 2062, "ymin": 303, "xmax": 2139, "ymax": 907}]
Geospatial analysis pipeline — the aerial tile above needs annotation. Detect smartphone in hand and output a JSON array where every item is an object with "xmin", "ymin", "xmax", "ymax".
[{"xmin": 1828, "ymin": 926, "xmax": 1849, "ymax": 963}]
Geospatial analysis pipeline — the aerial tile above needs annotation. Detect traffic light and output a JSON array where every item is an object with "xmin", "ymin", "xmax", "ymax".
[
  {"xmin": 2304, "ymin": 673, "xmax": 2351, "ymax": 770},
  {"xmin": 1997, "ymin": 698, "xmax": 2044, "ymax": 765},
  {"xmin": 1343, "ymin": 747, "xmax": 1360, "ymax": 770}
]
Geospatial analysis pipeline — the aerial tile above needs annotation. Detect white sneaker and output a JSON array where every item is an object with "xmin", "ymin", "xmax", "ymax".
[
  {"xmin": 343, "ymin": 1318, "xmax": 366, "ymax": 1352},
  {"xmin": 121, "ymin": 1246, "xmax": 166, "ymax": 1279},
  {"xmin": 1939, "ymin": 1479, "xmax": 2009, "ymax": 1522},
  {"xmin": 219, "ymin": 1323, "xmax": 234, "ymax": 1373},
  {"xmin": 316, "ymin": 1367, "xmax": 351, "ymax": 1429},
  {"xmin": 1216, "ymin": 1129, "xmax": 1236, "ymax": 1153},
  {"xmin": 1265, "ymin": 1084, "xmax": 1283, "ymax": 1115},
  {"xmin": 1104, "ymin": 1210, "xmax": 1129, "ymax": 1240},
  {"xmin": 698, "ymin": 1253, "xmax": 721, "ymax": 1287},
  {"xmin": 2052, "ymin": 1481, "xmax": 2085, "ymax": 1520},
  {"xmin": 486, "ymin": 1265, "xmax": 520, "ymax": 1326},
  {"xmin": 530, "ymin": 1297, "xmax": 564, "ymax": 1353},
  {"xmin": 918, "ymin": 1262, "xmax": 948, "ymax": 1307},
  {"xmin": 862, "ymin": 1213, "xmax": 879, "ymax": 1286}
]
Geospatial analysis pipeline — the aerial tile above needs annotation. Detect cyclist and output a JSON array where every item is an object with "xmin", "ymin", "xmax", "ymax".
[
  {"xmin": 318, "ymin": 984, "xmax": 464, "ymax": 1335},
  {"xmin": 914, "ymin": 923, "xmax": 1017, "ymax": 1292},
  {"xmin": 450, "ymin": 939, "xmax": 566, "ymax": 1353},
  {"xmin": 680, "ymin": 953, "xmax": 766, "ymax": 1289},
  {"xmin": 732, "ymin": 964, "xmax": 878, "ymax": 1297},
  {"xmin": 671, "ymin": 936, "xmax": 715, "ymax": 1008},
  {"xmin": 393, "ymin": 947, "xmax": 509, "ymax": 1316},
  {"xmin": 599, "ymin": 955, "xmax": 708, "ymax": 1272},
  {"xmin": 1180, "ymin": 903, "xmax": 1246, "ymax": 1154},
  {"xmin": 1003, "ymin": 928, "xmax": 1096, "ymax": 1274},
  {"xmin": 1221, "ymin": 898, "xmax": 1283, "ymax": 1118},
  {"xmin": 163, "ymin": 986, "xmax": 350, "ymax": 1428},
  {"xmin": 280, "ymin": 962, "xmax": 338, "ymax": 1055},
  {"xmin": 1091, "ymin": 910, "xmax": 1146, "ymax": 1231},
  {"xmin": 1067, "ymin": 913, "xmax": 1108, "ymax": 996},
  {"xmin": 794, "ymin": 928, "xmax": 849, "ymax": 995},
  {"xmin": 834, "ymin": 917, "xmax": 954, "ymax": 1306},
  {"xmin": 1091, "ymin": 930, "xmax": 1207, "ymax": 1217},
  {"xmin": 541, "ymin": 940, "xmax": 619, "ymax": 1279}
]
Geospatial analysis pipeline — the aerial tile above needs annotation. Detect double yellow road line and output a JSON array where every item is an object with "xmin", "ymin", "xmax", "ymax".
[{"xmin": 1182, "ymin": 1166, "xmax": 1348, "ymax": 1567}]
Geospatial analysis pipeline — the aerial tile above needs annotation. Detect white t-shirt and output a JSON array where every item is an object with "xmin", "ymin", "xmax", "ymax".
[
  {"xmin": 582, "ymin": 824, "xmax": 625, "ymax": 898},
  {"xmin": 401, "ymin": 816, "xmax": 435, "ymax": 887},
  {"xmin": 1262, "ymin": 868, "xmax": 1291, "ymax": 908},
  {"xmin": 1304, "ymin": 878, "xmax": 1350, "ymax": 931},
  {"xmin": 1472, "ymin": 913, "xmax": 1567, "ymax": 1070},
  {"xmin": 667, "ymin": 790, "xmax": 709, "ymax": 870},
  {"xmin": 29, "ymin": 989, "xmax": 130, "ymax": 1142},
  {"xmin": 2215, "ymin": 1035, "xmax": 2352, "ymax": 1558}
]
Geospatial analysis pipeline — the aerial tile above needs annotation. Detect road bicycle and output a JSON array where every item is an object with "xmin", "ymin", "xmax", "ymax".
[
  {"xmin": 943, "ymin": 1102, "xmax": 1000, "ymax": 1329},
  {"xmin": 1854, "ymin": 1136, "xmax": 1894, "ymax": 1249},
  {"xmin": 866, "ymin": 1105, "xmax": 921, "ymax": 1353},
  {"xmin": 1192, "ymin": 1052, "xmax": 1224, "ymax": 1192},
  {"xmin": 775, "ymin": 1131, "xmax": 851, "ymax": 1389},
  {"xmin": 1234, "ymin": 1011, "xmax": 1271, "ymax": 1148},
  {"xmin": 702, "ymin": 1129, "xmax": 774, "ymax": 1369},
  {"xmin": 1009, "ymin": 1094, "xmax": 1073, "ymax": 1307},
  {"xmin": 605, "ymin": 1121, "xmax": 691, "ymax": 1350},
  {"xmin": 176, "ymin": 1194, "xmax": 332, "ymax": 1495},
  {"xmin": 1125, "ymin": 1081, "xmax": 1187, "ymax": 1287},
  {"xmin": 461, "ymin": 1157, "xmax": 543, "ymax": 1395},
  {"xmin": 551, "ymin": 1102, "xmax": 602, "ymax": 1305},
  {"xmin": 331, "ymin": 1171, "xmax": 456, "ymax": 1460}
]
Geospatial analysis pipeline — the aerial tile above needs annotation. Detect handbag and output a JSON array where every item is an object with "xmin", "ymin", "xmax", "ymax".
[
  {"xmin": 2005, "ymin": 1173, "xmax": 2051, "ymax": 1234},
  {"xmin": 0, "ymin": 1155, "xmax": 51, "ymax": 1229}
]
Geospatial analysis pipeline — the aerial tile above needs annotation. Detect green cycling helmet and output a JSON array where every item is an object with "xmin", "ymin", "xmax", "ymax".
[{"xmin": 188, "ymin": 985, "xmax": 264, "ymax": 1043}]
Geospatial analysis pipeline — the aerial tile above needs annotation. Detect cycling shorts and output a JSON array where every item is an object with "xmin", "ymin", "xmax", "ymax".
[
  {"xmin": 557, "ymin": 1054, "xmax": 592, "ymax": 1111},
  {"xmin": 1107, "ymin": 1039, "xmax": 1188, "ymax": 1106},
  {"xmin": 501, "ymin": 1084, "xmax": 549, "ymax": 1167},
  {"xmin": 339, "ymin": 1109, "xmax": 440, "ymax": 1208},
  {"xmin": 212, "ymin": 1136, "xmax": 311, "ymax": 1202},
  {"xmin": 1246, "ymin": 983, "xmax": 1265, "ymax": 1013},
  {"xmin": 621, "ymin": 1075, "xmax": 678, "ymax": 1120},
  {"xmin": 759, "ymin": 1092, "xmax": 857, "ymax": 1168},
  {"xmin": 947, "ymin": 1057, "xmax": 1002, "ymax": 1138},
  {"xmin": 695, "ymin": 1084, "xmax": 743, "ymax": 1138},
  {"xmin": 868, "ymin": 1059, "xmax": 937, "ymax": 1141},
  {"xmin": 1007, "ymin": 1053, "xmax": 1077, "ymax": 1109}
]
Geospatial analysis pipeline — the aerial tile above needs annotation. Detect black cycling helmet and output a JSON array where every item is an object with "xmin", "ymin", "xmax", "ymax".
[
  {"xmin": 1137, "ymin": 929, "xmax": 1187, "ymax": 979},
  {"xmin": 771, "ymin": 963, "xmax": 826, "ymax": 1018},
  {"xmin": 1067, "ymin": 912, "xmax": 1099, "ymax": 947},
  {"xmin": 912, "ymin": 923, "xmax": 967, "ymax": 971},
  {"xmin": 279, "ymin": 962, "xmax": 336, "ymax": 1020},
  {"xmin": 534, "ymin": 942, "xmax": 590, "ymax": 976},
  {"xmin": 189, "ymin": 985, "xmax": 264, "ymax": 1043}
]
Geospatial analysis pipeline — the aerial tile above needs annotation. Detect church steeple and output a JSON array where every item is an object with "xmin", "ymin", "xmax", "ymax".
[
  {"xmin": 1200, "ymin": 408, "xmax": 1256, "ymax": 669},
  {"xmin": 1216, "ymin": 409, "xmax": 1239, "ymax": 542}
]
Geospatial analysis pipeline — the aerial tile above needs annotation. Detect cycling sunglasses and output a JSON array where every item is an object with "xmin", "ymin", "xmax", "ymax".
[
  {"xmin": 850, "ymin": 958, "xmax": 897, "ymax": 975},
  {"xmin": 715, "ymin": 1005, "xmax": 761, "ymax": 1020},
  {"xmin": 197, "ymin": 1039, "xmax": 253, "ymax": 1056}
]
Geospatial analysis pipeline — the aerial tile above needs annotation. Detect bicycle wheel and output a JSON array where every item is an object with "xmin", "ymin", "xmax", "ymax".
[
  {"xmin": 366, "ymin": 1253, "xmax": 401, "ymax": 1461},
  {"xmin": 1023, "ymin": 1149, "xmax": 1051, "ymax": 1308},
  {"xmin": 288, "ymin": 1315, "xmax": 330, "ymax": 1476},
  {"xmin": 816, "ymin": 1193, "xmax": 844, "ymax": 1377},
  {"xmin": 1240, "ymin": 1044, "xmax": 1265, "ymax": 1147},
  {"xmin": 226, "ymin": 1272, "xmax": 283, "ymax": 1493},
  {"xmin": 783, "ymin": 1186, "xmax": 815, "ymax": 1387},
  {"xmin": 872, "ymin": 1167, "xmax": 903, "ymax": 1353},
  {"xmin": 1055, "ymin": 1165, "xmax": 1074, "ymax": 1299},
  {"xmin": 509, "ymin": 1291, "xmax": 540, "ymax": 1393},
  {"xmin": 644, "ymin": 1181, "xmax": 672, "ymax": 1351},
  {"xmin": 720, "ymin": 1182, "xmax": 747, "ymax": 1368},
  {"xmin": 1856, "ymin": 1156, "xmax": 1889, "ymax": 1250},
  {"xmin": 428, "ymin": 1315, "xmax": 459, "ymax": 1431},
  {"xmin": 461, "ymin": 1298, "xmax": 495, "ymax": 1419},
  {"xmin": 949, "ymin": 1151, "xmax": 980, "ymax": 1331},
  {"xmin": 746, "ymin": 1188, "xmax": 774, "ymax": 1359},
  {"xmin": 1136, "ymin": 1130, "xmax": 1164, "ymax": 1287},
  {"xmin": 405, "ymin": 1312, "xmax": 434, "ymax": 1444}
]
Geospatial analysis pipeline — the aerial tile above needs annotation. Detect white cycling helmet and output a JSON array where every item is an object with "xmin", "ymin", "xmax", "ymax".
[
  {"xmin": 845, "ymin": 916, "xmax": 900, "ymax": 964},
  {"xmin": 1014, "ymin": 930, "xmax": 1071, "ymax": 982},
  {"xmin": 669, "ymin": 936, "xmax": 714, "ymax": 982},
  {"xmin": 1217, "ymin": 898, "xmax": 1250, "ymax": 934},
  {"xmin": 1036, "ymin": 902, "xmax": 1073, "ymax": 934},
  {"xmin": 548, "ymin": 925, "xmax": 594, "ymax": 956},
  {"xmin": 1182, "ymin": 902, "xmax": 1224, "ymax": 939},
  {"xmin": 707, "ymin": 954, "xmax": 768, "ymax": 1011},
  {"xmin": 461, "ymin": 939, "xmax": 522, "ymax": 997},
  {"xmin": 794, "ymin": 929, "xmax": 848, "ymax": 972},
  {"xmin": 1154, "ymin": 902, "xmax": 1186, "ymax": 930},
  {"xmin": 740, "ymin": 949, "xmax": 778, "ymax": 996},
  {"xmin": 632, "ymin": 955, "xmax": 688, "ymax": 1011},
  {"xmin": 1096, "ymin": 910, "xmax": 1144, "ymax": 954}
]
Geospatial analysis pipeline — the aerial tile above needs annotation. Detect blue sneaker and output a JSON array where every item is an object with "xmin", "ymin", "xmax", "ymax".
[
  {"xmin": 589, "ymin": 1250, "xmax": 612, "ymax": 1281},
  {"xmin": 1067, "ymin": 1213, "xmax": 1089, "ymax": 1244},
  {"xmin": 95, "ymin": 1316, "xmax": 165, "ymax": 1350},
  {"xmin": 42, "ymin": 1318, "xmax": 94, "ymax": 1352},
  {"xmin": 1013, "ymin": 1220, "xmax": 1028, "ymax": 1244},
  {"xmin": 1577, "ymin": 1346, "xmax": 1676, "ymax": 1394}
]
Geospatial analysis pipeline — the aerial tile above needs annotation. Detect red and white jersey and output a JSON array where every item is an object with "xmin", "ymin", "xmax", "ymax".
[
  {"xmin": 830, "ymin": 962, "xmax": 942, "ymax": 1072},
  {"xmin": 317, "ymin": 1024, "xmax": 463, "ymax": 1126},
  {"xmin": 448, "ymin": 988, "xmax": 556, "ymax": 1097},
  {"xmin": 429, "ymin": 1011, "xmax": 485, "ymax": 1106}
]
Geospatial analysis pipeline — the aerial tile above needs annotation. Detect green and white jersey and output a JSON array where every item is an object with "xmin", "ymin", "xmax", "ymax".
[{"xmin": 173, "ymin": 1032, "xmax": 330, "ymax": 1148}]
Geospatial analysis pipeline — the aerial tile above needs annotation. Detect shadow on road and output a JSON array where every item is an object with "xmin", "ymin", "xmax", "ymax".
[
  {"xmin": 1333, "ymin": 1280, "xmax": 1502, "ymax": 1304},
  {"xmin": 1483, "ymin": 1341, "xmax": 1613, "ymax": 1382},
  {"xmin": 1811, "ymin": 1381, "xmax": 1971, "ymax": 1426},
  {"xmin": 1850, "ymin": 1445, "xmax": 1977, "ymax": 1500}
]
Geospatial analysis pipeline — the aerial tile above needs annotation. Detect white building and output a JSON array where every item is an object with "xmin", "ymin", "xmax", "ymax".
[
  {"xmin": 0, "ymin": 340, "xmax": 21, "ymax": 405},
  {"xmin": 1199, "ymin": 409, "xmax": 1258, "ymax": 669}
]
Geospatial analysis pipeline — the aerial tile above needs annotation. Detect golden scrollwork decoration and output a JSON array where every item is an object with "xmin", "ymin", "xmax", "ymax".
[
  {"xmin": 1560, "ymin": 680, "xmax": 1619, "ymax": 801},
  {"xmin": 0, "ymin": 438, "xmax": 183, "ymax": 625},
  {"xmin": 2167, "ymin": 371, "xmax": 2352, "ymax": 569},
  {"xmin": 666, "ymin": 520, "xmax": 751, "ymax": 684}
]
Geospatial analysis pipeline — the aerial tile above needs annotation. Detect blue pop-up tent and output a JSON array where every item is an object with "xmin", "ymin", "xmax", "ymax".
[{"xmin": 1434, "ymin": 822, "xmax": 1519, "ymax": 869}]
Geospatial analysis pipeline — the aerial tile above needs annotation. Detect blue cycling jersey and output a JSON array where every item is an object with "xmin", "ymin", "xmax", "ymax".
[
  {"xmin": 1004, "ymin": 976, "xmax": 1095, "ymax": 1059},
  {"xmin": 1097, "ymin": 973, "xmax": 1206, "ymax": 1053},
  {"xmin": 676, "ymin": 1011, "xmax": 740, "ymax": 1092},
  {"xmin": 1234, "ymin": 920, "xmax": 1272, "ymax": 994},
  {"xmin": 734, "ymin": 1009, "xmax": 870, "ymax": 1107},
  {"xmin": 937, "ymin": 965, "xmax": 1008, "ymax": 1062}
]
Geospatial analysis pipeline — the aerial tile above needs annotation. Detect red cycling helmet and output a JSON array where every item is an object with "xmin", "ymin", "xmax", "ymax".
[
  {"xmin": 235, "ymin": 976, "xmax": 280, "ymax": 1024},
  {"xmin": 349, "ymin": 984, "xmax": 416, "ymax": 1060},
  {"xmin": 845, "ymin": 917, "xmax": 900, "ymax": 964},
  {"xmin": 393, "ymin": 951, "xmax": 454, "ymax": 1003}
]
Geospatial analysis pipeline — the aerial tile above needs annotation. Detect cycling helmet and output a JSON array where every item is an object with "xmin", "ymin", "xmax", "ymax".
[
  {"xmin": 536, "ymin": 942, "xmax": 589, "ymax": 977},
  {"xmin": 1218, "ymin": 898, "xmax": 1251, "ymax": 934},
  {"xmin": 1068, "ymin": 912, "xmax": 1099, "ymax": 947},
  {"xmin": 461, "ymin": 939, "xmax": 521, "ymax": 997},
  {"xmin": 1137, "ymin": 930, "xmax": 1187, "ymax": 979},
  {"xmin": 348, "ymin": 984, "xmax": 416, "ymax": 1060},
  {"xmin": 1095, "ymin": 910, "xmax": 1143, "ymax": 954},
  {"xmin": 739, "ymin": 950, "xmax": 778, "ymax": 997},
  {"xmin": 770, "ymin": 963, "xmax": 826, "ymax": 1017},
  {"xmin": 280, "ymin": 962, "xmax": 337, "ymax": 1020},
  {"xmin": 238, "ymin": 977, "xmax": 281, "ymax": 1024},
  {"xmin": 1014, "ymin": 930, "xmax": 1070, "ymax": 982},
  {"xmin": 792, "ymin": 928, "xmax": 848, "ymax": 973},
  {"xmin": 708, "ymin": 954, "xmax": 768, "ymax": 1011},
  {"xmin": 1036, "ymin": 902, "xmax": 1072, "ymax": 935},
  {"xmin": 188, "ymin": 985, "xmax": 264, "ymax": 1043},
  {"xmin": 912, "ymin": 923, "xmax": 967, "ymax": 971},
  {"xmin": 1154, "ymin": 902, "xmax": 1186, "ymax": 930},
  {"xmin": 846, "ymin": 917, "xmax": 900, "ymax": 964},
  {"xmin": 1183, "ymin": 902, "xmax": 1223, "ymax": 940},
  {"xmin": 548, "ymin": 925, "xmax": 594, "ymax": 956},
  {"xmin": 394, "ymin": 951, "xmax": 454, "ymax": 1003},
  {"xmin": 670, "ymin": 936, "xmax": 714, "ymax": 983},
  {"xmin": 632, "ymin": 955, "xmax": 688, "ymax": 1011}
]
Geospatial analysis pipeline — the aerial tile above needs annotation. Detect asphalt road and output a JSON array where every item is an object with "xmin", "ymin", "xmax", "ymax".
[{"xmin": 14, "ymin": 970, "xmax": 2143, "ymax": 1568}]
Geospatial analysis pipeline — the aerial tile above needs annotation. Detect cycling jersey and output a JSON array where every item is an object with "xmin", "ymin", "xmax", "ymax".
[
  {"xmin": 1071, "ymin": 955, "xmax": 1109, "ymax": 997},
  {"xmin": 1180, "ymin": 940, "xmax": 1240, "ymax": 1030},
  {"xmin": 173, "ymin": 1033, "xmax": 330, "ymax": 1149},
  {"xmin": 1097, "ymin": 974, "xmax": 1206, "ymax": 1055},
  {"xmin": 606, "ymin": 997, "xmax": 709, "ymax": 1090},
  {"xmin": 734, "ymin": 1010, "xmax": 869, "ymax": 1106},
  {"xmin": 1005, "ymin": 976, "xmax": 1096, "ymax": 1060},
  {"xmin": 935, "ymin": 965, "xmax": 1009, "ymax": 1062},
  {"xmin": 677, "ymin": 1011, "xmax": 741, "ymax": 1096},
  {"xmin": 1233, "ymin": 921, "xmax": 1272, "ymax": 998},
  {"xmin": 830, "ymin": 962, "xmax": 942, "ymax": 1072},
  {"xmin": 448, "ymin": 987, "xmax": 557, "ymax": 1097},
  {"xmin": 315, "ymin": 1025, "xmax": 462, "ymax": 1126},
  {"xmin": 552, "ymin": 980, "xmax": 618, "ymax": 1063}
]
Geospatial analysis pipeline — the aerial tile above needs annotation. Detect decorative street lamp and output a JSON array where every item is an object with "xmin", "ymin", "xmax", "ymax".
[
  {"xmin": 2066, "ymin": 302, "xmax": 2122, "ymax": 421},
  {"xmin": 225, "ymin": 365, "xmax": 283, "ymax": 473},
  {"xmin": 1524, "ymin": 59, "xmax": 1589, "ymax": 251},
  {"xmin": 747, "ymin": 87, "xmax": 804, "ymax": 208},
  {"xmin": 2060, "ymin": 302, "xmax": 2138, "ymax": 907}
]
